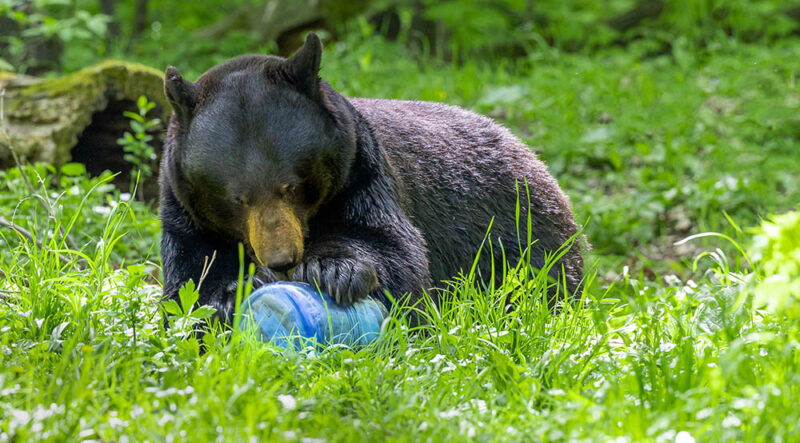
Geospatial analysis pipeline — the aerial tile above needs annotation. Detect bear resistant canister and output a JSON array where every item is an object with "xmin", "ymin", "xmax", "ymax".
[{"xmin": 239, "ymin": 282, "xmax": 388, "ymax": 350}]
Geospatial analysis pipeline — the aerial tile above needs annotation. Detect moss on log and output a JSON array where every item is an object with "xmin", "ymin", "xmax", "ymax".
[{"xmin": 0, "ymin": 61, "xmax": 169, "ymax": 196}]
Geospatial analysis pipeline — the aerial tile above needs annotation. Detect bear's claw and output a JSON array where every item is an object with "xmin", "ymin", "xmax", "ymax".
[{"xmin": 292, "ymin": 257, "xmax": 379, "ymax": 305}]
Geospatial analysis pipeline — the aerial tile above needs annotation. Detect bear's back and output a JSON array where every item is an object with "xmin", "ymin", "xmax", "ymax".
[{"xmin": 348, "ymin": 98, "xmax": 582, "ymax": 290}]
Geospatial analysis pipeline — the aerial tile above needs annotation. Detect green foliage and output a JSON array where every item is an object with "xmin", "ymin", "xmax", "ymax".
[
  {"xmin": 656, "ymin": 0, "xmax": 796, "ymax": 44},
  {"xmin": 18, "ymin": 0, "xmax": 797, "ymax": 76},
  {"xmin": 388, "ymin": 0, "xmax": 798, "ymax": 59},
  {"xmin": 750, "ymin": 210, "xmax": 800, "ymax": 314},
  {"xmin": 117, "ymin": 95, "xmax": 160, "ymax": 187},
  {"xmin": 0, "ymin": 0, "xmax": 108, "ymax": 73},
  {"xmin": 420, "ymin": 0, "xmax": 528, "ymax": 55}
]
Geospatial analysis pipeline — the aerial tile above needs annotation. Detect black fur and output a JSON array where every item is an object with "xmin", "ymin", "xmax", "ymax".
[{"xmin": 159, "ymin": 33, "xmax": 584, "ymax": 323}]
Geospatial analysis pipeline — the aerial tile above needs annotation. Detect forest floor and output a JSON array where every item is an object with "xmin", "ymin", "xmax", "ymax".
[{"xmin": 1, "ymin": 36, "xmax": 799, "ymax": 441}]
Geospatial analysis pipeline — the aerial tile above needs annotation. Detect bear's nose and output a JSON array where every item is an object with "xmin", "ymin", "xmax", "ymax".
[{"xmin": 263, "ymin": 252, "xmax": 296, "ymax": 273}]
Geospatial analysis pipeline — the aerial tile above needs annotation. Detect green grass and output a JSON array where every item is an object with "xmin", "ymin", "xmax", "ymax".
[{"xmin": 2, "ymin": 36, "xmax": 800, "ymax": 441}]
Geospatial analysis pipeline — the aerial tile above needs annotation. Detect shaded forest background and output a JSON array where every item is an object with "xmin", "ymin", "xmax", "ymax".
[{"xmin": 2, "ymin": 0, "xmax": 798, "ymax": 76}]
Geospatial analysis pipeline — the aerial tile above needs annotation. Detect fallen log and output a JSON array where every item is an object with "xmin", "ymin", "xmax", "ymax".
[{"xmin": 0, "ymin": 61, "xmax": 170, "ymax": 198}]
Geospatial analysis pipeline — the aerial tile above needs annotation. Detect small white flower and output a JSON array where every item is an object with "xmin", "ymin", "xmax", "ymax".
[
  {"xmin": 695, "ymin": 408, "xmax": 713, "ymax": 420},
  {"xmin": 732, "ymin": 398, "xmax": 750, "ymax": 409},
  {"xmin": 659, "ymin": 342, "xmax": 676, "ymax": 353},
  {"xmin": 278, "ymin": 394, "xmax": 297, "ymax": 411},
  {"xmin": 439, "ymin": 409, "xmax": 459, "ymax": 419},
  {"xmin": 722, "ymin": 415, "xmax": 742, "ymax": 428},
  {"xmin": 675, "ymin": 431, "xmax": 695, "ymax": 443}
]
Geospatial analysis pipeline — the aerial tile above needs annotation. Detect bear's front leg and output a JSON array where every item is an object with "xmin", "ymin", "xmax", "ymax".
[
  {"xmin": 162, "ymin": 229, "xmax": 279, "ymax": 324},
  {"xmin": 160, "ymin": 190, "xmax": 276, "ymax": 324},
  {"xmin": 291, "ymin": 227, "xmax": 431, "ymax": 306}
]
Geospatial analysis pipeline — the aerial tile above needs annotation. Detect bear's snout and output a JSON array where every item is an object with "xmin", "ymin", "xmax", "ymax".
[{"xmin": 246, "ymin": 202, "xmax": 303, "ymax": 271}]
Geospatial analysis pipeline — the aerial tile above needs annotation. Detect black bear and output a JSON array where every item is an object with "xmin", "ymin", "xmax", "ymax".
[{"xmin": 159, "ymin": 33, "xmax": 583, "ymax": 322}]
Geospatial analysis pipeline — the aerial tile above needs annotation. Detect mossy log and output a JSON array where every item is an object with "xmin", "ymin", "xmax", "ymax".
[{"xmin": 0, "ymin": 61, "xmax": 170, "ymax": 197}]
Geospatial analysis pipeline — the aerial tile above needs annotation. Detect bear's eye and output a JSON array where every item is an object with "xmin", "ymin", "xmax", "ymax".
[
  {"xmin": 234, "ymin": 195, "xmax": 248, "ymax": 207},
  {"xmin": 279, "ymin": 184, "xmax": 296, "ymax": 198}
]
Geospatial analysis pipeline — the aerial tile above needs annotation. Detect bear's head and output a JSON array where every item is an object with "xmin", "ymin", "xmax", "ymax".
[{"xmin": 162, "ymin": 34, "xmax": 356, "ymax": 271}]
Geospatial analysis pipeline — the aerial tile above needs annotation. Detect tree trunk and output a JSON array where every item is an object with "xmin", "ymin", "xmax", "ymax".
[
  {"xmin": 785, "ymin": 5, "xmax": 800, "ymax": 22},
  {"xmin": 100, "ymin": 0, "xmax": 121, "ymax": 43},
  {"xmin": 192, "ymin": 0, "xmax": 376, "ymax": 54},
  {"xmin": 194, "ymin": 0, "xmax": 325, "ymax": 45},
  {"xmin": 133, "ymin": 0, "xmax": 149, "ymax": 40},
  {"xmin": 0, "ymin": 61, "xmax": 170, "ymax": 198}
]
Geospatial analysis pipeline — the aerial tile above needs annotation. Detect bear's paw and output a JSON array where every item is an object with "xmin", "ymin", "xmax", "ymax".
[{"xmin": 292, "ymin": 257, "xmax": 379, "ymax": 305}]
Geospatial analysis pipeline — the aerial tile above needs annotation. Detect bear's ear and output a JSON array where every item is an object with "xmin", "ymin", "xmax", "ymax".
[
  {"xmin": 164, "ymin": 66, "xmax": 196, "ymax": 125},
  {"xmin": 284, "ymin": 33, "xmax": 322, "ymax": 98}
]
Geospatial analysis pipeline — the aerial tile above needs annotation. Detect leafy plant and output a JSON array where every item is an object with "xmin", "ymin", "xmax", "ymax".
[
  {"xmin": 117, "ymin": 95, "xmax": 161, "ymax": 194},
  {"xmin": 161, "ymin": 279, "xmax": 216, "ymax": 335}
]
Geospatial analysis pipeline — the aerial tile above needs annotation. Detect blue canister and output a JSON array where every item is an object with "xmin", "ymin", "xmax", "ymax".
[{"xmin": 239, "ymin": 282, "xmax": 388, "ymax": 350}]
